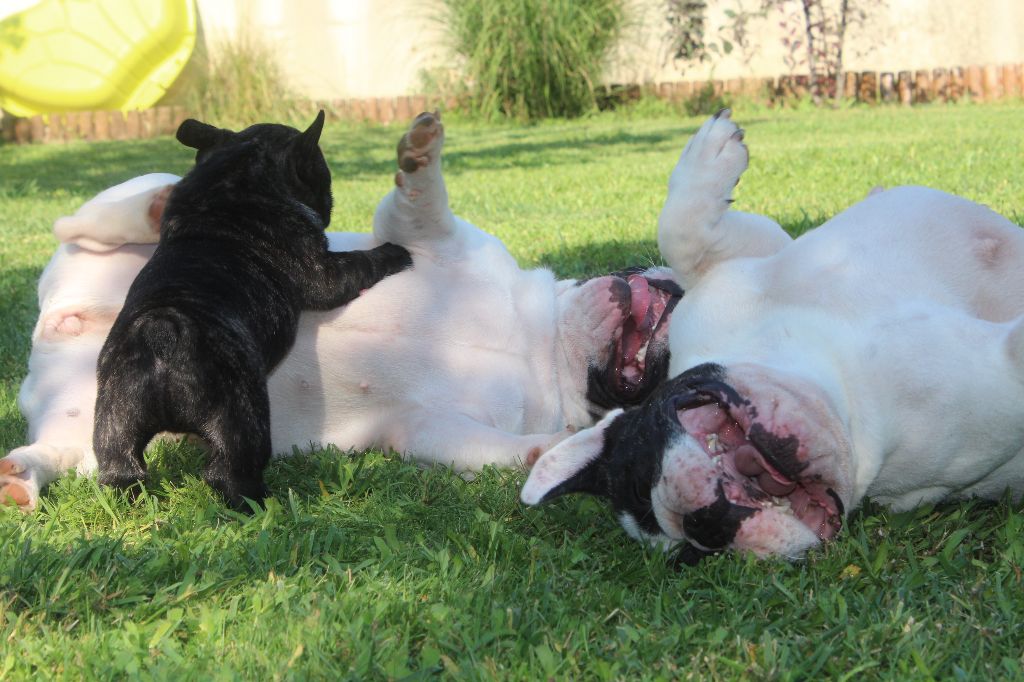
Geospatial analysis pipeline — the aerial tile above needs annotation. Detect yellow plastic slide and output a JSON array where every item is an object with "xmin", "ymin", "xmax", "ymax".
[{"xmin": 0, "ymin": 0, "xmax": 196, "ymax": 116}]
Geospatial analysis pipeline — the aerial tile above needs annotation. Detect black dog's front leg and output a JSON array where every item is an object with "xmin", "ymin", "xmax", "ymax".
[{"xmin": 304, "ymin": 242, "xmax": 413, "ymax": 310}]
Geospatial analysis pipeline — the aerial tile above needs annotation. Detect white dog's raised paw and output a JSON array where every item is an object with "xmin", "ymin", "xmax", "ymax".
[
  {"xmin": 672, "ymin": 109, "xmax": 749, "ymax": 200},
  {"xmin": 560, "ymin": 275, "xmax": 632, "ymax": 360},
  {"xmin": 396, "ymin": 111, "xmax": 445, "ymax": 180},
  {"xmin": 52, "ymin": 173, "xmax": 179, "ymax": 251}
]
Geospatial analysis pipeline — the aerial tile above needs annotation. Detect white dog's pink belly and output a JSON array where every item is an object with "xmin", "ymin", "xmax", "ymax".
[{"xmin": 20, "ymin": 341, "xmax": 103, "ymax": 447}]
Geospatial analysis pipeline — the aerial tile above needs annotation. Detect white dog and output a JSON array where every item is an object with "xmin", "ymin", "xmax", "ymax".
[
  {"xmin": 0, "ymin": 113, "xmax": 681, "ymax": 510},
  {"xmin": 523, "ymin": 111, "xmax": 1024, "ymax": 560}
]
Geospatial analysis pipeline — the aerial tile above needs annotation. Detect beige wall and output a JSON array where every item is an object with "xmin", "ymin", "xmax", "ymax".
[
  {"xmin": 612, "ymin": 0, "xmax": 1024, "ymax": 84},
  {"xmin": 194, "ymin": 0, "xmax": 446, "ymax": 99},
  {"xmin": 194, "ymin": 0, "xmax": 1024, "ymax": 100}
]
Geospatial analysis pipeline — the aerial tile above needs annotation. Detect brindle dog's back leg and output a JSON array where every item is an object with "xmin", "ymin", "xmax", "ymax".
[
  {"xmin": 94, "ymin": 367, "xmax": 159, "ymax": 491},
  {"xmin": 199, "ymin": 379, "xmax": 272, "ymax": 511}
]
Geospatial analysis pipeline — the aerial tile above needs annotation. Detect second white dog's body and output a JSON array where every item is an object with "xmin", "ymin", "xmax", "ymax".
[{"xmin": 524, "ymin": 112, "xmax": 1024, "ymax": 559}]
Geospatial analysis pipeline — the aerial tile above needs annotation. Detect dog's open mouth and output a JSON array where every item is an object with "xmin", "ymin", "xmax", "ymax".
[
  {"xmin": 674, "ymin": 389, "xmax": 843, "ymax": 541},
  {"xmin": 613, "ymin": 275, "xmax": 680, "ymax": 395}
]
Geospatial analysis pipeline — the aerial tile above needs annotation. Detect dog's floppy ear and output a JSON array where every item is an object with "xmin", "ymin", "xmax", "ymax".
[
  {"xmin": 176, "ymin": 119, "xmax": 232, "ymax": 152},
  {"xmin": 520, "ymin": 410, "xmax": 621, "ymax": 505}
]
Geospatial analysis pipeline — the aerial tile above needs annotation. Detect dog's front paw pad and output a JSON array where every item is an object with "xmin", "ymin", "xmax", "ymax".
[
  {"xmin": 0, "ymin": 482, "xmax": 30, "ymax": 508},
  {"xmin": 0, "ymin": 459, "xmax": 25, "ymax": 476},
  {"xmin": 0, "ymin": 458, "xmax": 35, "ymax": 511},
  {"xmin": 397, "ymin": 111, "xmax": 444, "ymax": 175}
]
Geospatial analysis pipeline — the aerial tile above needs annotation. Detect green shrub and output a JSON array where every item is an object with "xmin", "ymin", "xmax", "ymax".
[
  {"xmin": 180, "ymin": 35, "xmax": 314, "ymax": 129},
  {"xmin": 684, "ymin": 81, "xmax": 731, "ymax": 115},
  {"xmin": 438, "ymin": 0, "xmax": 627, "ymax": 120}
]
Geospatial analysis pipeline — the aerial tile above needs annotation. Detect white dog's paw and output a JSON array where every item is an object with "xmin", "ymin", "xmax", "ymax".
[
  {"xmin": 660, "ymin": 111, "xmax": 787, "ymax": 282},
  {"xmin": 524, "ymin": 428, "xmax": 578, "ymax": 468},
  {"xmin": 672, "ymin": 109, "xmax": 749, "ymax": 203},
  {"xmin": 394, "ymin": 111, "xmax": 445, "ymax": 186},
  {"xmin": 561, "ymin": 275, "xmax": 631, "ymax": 350},
  {"xmin": 0, "ymin": 452, "xmax": 41, "ymax": 512},
  {"xmin": 52, "ymin": 173, "xmax": 179, "ymax": 251}
]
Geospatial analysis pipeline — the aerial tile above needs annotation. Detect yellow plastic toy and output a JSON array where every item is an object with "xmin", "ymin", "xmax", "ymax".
[{"xmin": 0, "ymin": 0, "xmax": 196, "ymax": 116}]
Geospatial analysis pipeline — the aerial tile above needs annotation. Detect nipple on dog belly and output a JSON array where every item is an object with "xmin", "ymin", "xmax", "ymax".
[
  {"xmin": 48, "ymin": 314, "xmax": 83, "ymax": 337},
  {"xmin": 40, "ymin": 308, "xmax": 119, "ymax": 341}
]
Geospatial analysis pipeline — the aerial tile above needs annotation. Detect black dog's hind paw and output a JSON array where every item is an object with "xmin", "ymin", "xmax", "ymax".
[
  {"xmin": 205, "ymin": 475, "xmax": 269, "ymax": 513},
  {"xmin": 98, "ymin": 472, "xmax": 148, "ymax": 502}
]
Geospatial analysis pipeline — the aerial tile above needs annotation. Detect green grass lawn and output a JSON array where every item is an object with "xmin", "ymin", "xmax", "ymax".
[{"xmin": 2, "ymin": 103, "xmax": 1024, "ymax": 680}]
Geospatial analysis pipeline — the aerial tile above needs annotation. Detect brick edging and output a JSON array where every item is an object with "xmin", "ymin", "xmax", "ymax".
[
  {"xmin": 3, "ymin": 63, "xmax": 1023, "ymax": 145},
  {"xmin": 1, "ymin": 106, "xmax": 191, "ymax": 144}
]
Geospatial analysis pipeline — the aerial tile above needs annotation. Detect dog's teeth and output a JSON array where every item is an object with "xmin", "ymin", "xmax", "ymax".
[
  {"xmin": 635, "ymin": 339, "xmax": 650, "ymax": 365},
  {"xmin": 705, "ymin": 433, "xmax": 720, "ymax": 453}
]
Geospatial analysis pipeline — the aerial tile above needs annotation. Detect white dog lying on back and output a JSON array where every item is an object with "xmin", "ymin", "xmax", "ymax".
[
  {"xmin": 524, "ymin": 110, "xmax": 1024, "ymax": 560},
  {"xmin": 1, "ymin": 113, "xmax": 681, "ymax": 510}
]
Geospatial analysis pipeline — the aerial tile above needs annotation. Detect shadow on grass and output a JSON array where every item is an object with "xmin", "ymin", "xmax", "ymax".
[
  {"xmin": 532, "ymin": 210, "xmax": 830, "ymax": 280},
  {"xmin": 327, "ymin": 110, "xmax": 769, "ymax": 182},
  {"xmin": 0, "ymin": 137, "xmax": 192, "ymax": 197},
  {"xmin": 0, "ymin": 267, "xmax": 41, "ymax": 385},
  {"xmin": 0, "ymin": 112, "xmax": 792, "ymax": 204},
  {"xmin": 3, "ymin": 443, "xmax": 640, "ymax": 620},
  {"xmin": 0, "ymin": 125, "xmax": 689, "ymax": 199},
  {"xmin": 443, "ymin": 128, "xmax": 692, "ymax": 174},
  {"xmin": 322, "ymin": 123, "xmax": 700, "ymax": 184},
  {"xmin": 538, "ymin": 238, "xmax": 664, "ymax": 280}
]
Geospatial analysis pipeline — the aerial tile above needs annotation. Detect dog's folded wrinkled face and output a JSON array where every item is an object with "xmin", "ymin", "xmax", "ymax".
[
  {"xmin": 580, "ymin": 267, "xmax": 683, "ymax": 414},
  {"xmin": 523, "ymin": 362, "xmax": 854, "ymax": 562},
  {"xmin": 175, "ymin": 111, "xmax": 334, "ymax": 225}
]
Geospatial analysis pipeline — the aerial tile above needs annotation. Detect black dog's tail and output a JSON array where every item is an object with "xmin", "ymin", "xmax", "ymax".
[{"xmin": 134, "ymin": 309, "xmax": 192, "ymax": 361}]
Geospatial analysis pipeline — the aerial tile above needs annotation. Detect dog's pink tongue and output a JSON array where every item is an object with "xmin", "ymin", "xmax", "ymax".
[
  {"xmin": 621, "ymin": 333, "xmax": 644, "ymax": 371},
  {"xmin": 627, "ymin": 275, "xmax": 650, "ymax": 327}
]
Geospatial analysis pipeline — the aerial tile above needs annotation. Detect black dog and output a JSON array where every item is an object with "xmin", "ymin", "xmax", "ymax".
[{"xmin": 93, "ymin": 111, "xmax": 412, "ymax": 509}]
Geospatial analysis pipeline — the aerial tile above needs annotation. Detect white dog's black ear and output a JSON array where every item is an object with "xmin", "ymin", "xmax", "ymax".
[
  {"xmin": 520, "ymin": 410, "xmax": 621, "ymax": 505},
  {"xmin": 176, "ymin": 119, "xmax": 232, "ymax": 152}
]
